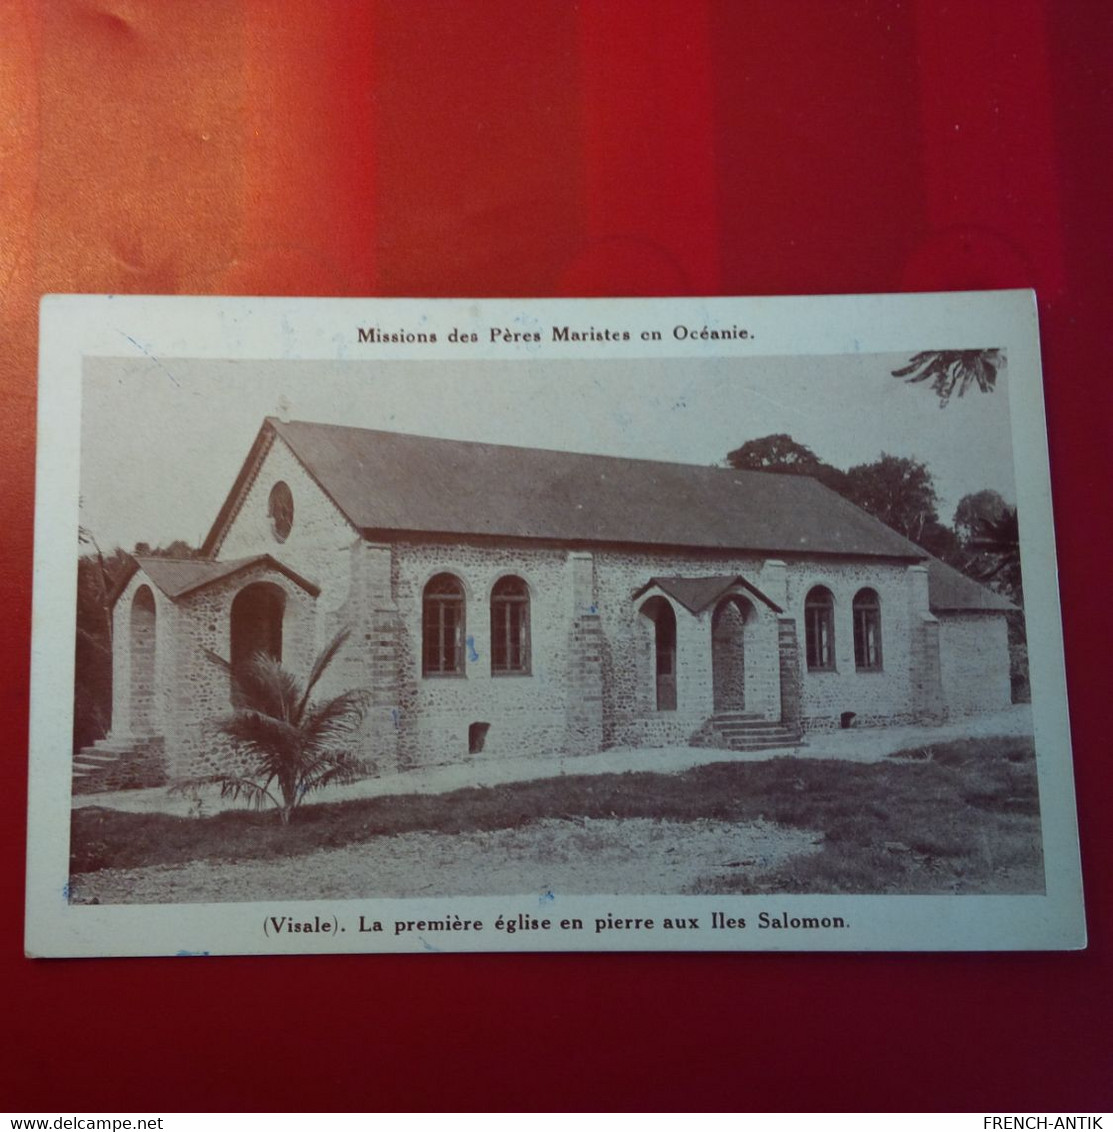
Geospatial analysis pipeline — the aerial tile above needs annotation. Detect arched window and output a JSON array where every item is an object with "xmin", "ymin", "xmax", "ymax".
[
  {"xmin": 490, "ymin": 576, "xmax": 530, "ymax": 675},
  {"xmin": 853, "ymin": 588, "xmax": 883, "ymax": 670},
  {"xmin": 805, "ymin": 586, "xmax": 835, "ymax": 671},
  {"xmin": 423, "ymin": 573, "xmax": 465, "ymax": 676},
  {"xmin": 268, "ymin": 481, "xmax": 294, "ymax": 542}
]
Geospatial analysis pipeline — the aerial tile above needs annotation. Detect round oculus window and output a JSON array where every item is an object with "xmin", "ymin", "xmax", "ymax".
[{"xmin": 268, "ymin": 481, "xmax": 294, "ymax": 542}]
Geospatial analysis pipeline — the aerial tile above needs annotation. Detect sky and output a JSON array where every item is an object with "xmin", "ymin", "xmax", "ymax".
[{"xmin": 80, "ymin": 352, "xmax": 1017, "ymax": 553}]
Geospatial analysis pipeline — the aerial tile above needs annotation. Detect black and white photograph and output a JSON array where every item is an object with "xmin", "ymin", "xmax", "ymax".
[{"xmin": 27, "ymin": 292, "xmax": 1084, "ymax": 956}]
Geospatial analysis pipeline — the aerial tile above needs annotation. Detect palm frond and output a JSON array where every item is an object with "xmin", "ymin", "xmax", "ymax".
[
  {"xmin": 921, "ymin": 357, "xmax": 951, "ymax": 385},
  {"xmin": 890, "ymin": 351, "xmax": 934, "ymax": 377},
  {"xmin": 205, "ymin": 625, "xmax": 368, "ymax": 822},
  {"xmin": 892, "ymin": 348, "xmax": 1005, "ymax": 406},
  {"xmin": 218, "ymin": 709, "xmax": 303, "ymax": 751},
  {"xmin": 303, "ymin": 690, "xmax": 370, "ymax": 747},
  {"xmin": 175, "ymin": 772, "xmax": 280, "ymax": 812},
  {"xmin": 215, "ymin": 775, "xmax": 280, "ymax": 812},
  {"xmin": 232, "ymin": 653, "xmax": 301, "ymax": 719},
  {"xmin": 296, "ymin": 628, "xmax": 352, "ymax": 721},
  {"xmin": 297, "ymin": 751, "xmax": 364, "ymax": 794}
]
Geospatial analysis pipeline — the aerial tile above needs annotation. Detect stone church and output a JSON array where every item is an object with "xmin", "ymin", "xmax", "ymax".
[{"xmin": 78, "ymin": 417, "xmax": 1016, "ymax": 790}]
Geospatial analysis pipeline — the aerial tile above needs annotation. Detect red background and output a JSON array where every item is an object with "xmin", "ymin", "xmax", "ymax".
[{"xmin": 2, "ymin": 0, "xmax": 1111, "ymax": 1112}]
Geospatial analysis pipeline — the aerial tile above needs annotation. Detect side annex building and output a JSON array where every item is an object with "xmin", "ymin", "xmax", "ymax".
[{"xmin": 82, "ymin": 417, "xmax": 1016, "ymax": 790}]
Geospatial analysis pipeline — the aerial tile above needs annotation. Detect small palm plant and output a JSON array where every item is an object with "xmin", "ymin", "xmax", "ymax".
[{"xmin": 193, "ymin": 630, "xmax": 369, "ymax": 824}]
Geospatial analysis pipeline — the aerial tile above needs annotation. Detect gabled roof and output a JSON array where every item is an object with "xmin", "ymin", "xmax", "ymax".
[
  {"xmin": 926, "ymin": 556, "xmax": 1017, "ymax": 613},
  {"xmin": 633, "ymin": 565, "xmax": 1013, "ymax": 615},
  {"xmin": 112, "ymin": 555, "xmax": 320, "ymax": 605},
  {"xmin": 205, "ymin": 417, "xmax": 929, "ymax": 561},
  {"xmin": 632, "ymin": 575, "xmax": 784, "ymax": 615}
]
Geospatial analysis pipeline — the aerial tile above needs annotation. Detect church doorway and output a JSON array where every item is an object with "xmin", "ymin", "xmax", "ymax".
[{"xmin": 230, "ymin": 582, "xmax": 285, "ymax": 679}]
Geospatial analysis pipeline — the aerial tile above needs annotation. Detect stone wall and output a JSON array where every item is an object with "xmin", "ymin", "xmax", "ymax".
[
  {"xmin": 107, "ymin": 432, "xmax": 1014, "ymax": 781},
  {"xmin": 787, "ymin": 560, "xmax": 924, "ymax": 729},
  {"xmin": 595, "ymin": 549, "xmax": 925, "ymax": 737},
  {"xmin": 777, "ymin": 617, "xmax": 803, "ymax": 739},
  {"xmin": 216, "ymin": 430, "xmax": 362, "ymax": 650},
  {"xmin": 594, "ymin": 549, "xmax": 783, "ymax": 746},
  {"xmin": 385, "ymin": 540, "xmax": 578, "ymax": 769},
  {"xmin": 342, "ymin": 540, "xmax": 956, "ymax": 765},
  {"xmin": 938, "ymin": 611, "xmax": 1013, "ymax": 715},
  {"xmin": 111, "ymin": 560, "xmax": 322, "ymax": 779},
  {"xmin": 169, "ymin": 563, "xmax": 319, "ymax": 778},
  {"xmin": 207, "ymin": 431, "xmax": 388, "ymax": 770}
]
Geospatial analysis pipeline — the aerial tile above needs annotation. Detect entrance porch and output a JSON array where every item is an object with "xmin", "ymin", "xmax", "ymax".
[{"xmin": 632, "ymin": 573, "xmax": 804, "ymax": 751}]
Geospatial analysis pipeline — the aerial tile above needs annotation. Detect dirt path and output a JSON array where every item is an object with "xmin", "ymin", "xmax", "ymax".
[
  {"xmin": 69, "ymin": 817, "xmax": 821, "ymax": 904},
  {"xmin": 72, "ymin": 705, "xmax": 1034, "ymax": 818}
]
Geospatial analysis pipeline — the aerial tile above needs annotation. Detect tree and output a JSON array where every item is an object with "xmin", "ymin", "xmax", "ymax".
[
  {"xmin": 968, "ymin": 505, "xmax": 1022, "ymax": 598},
  {"xmin": 727, "ymin": 434, "xmax": 824, "ymax": 473},
  {"xmin": 190, "ymin": 630, "xmax": 369, "ymax": 824},
  {"xmin": 725, "ymin": 438, "xmax": 957, "ymax": 553},
  {"xmin": 915, "ymin": 518, "xmax": 964, "ymax": 567},
  {"xmin": 891, "ymin": 349, "xmax": 1005, "ymax": 407},
  {"xmin": 843, "ymin": 454, "xmax": 940, "ymax": 544},
  {"xmin": 133, "ymin": 539, "xmax": 201, "ymax": 559},
  {"xmin": 953, "ymin": 489, "xmax": 1009, "ymax": 544},
  {"xmin": 951, "ymin": 490, "xmax": 1022, "ymax": 600},
  {"xmin": 74, "ymin": 533, "xmax": 131, "ymax": 751},
  {"xmin": 966, "ymin": 506, "xmax": 1027, "ymax": 701},
  {"xmin": 726, "ymin": 433, "xmax": 849, "ymax": 494}
]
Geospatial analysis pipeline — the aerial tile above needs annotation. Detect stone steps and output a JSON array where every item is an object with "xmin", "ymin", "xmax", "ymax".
[
  {"xmin": 73, "ymin": 752, "xmax": 119, "ymax": 771},
  {"xmin": 713, "ymin": 723, "xmax": 794, "ymax": 736},
  {"xmin": 708, "ymin": 715, "xmax": 802, "ymax": 752},
  {"xmin": 72, "ymin": 736, "xmax": 167, "ymax": 794}
]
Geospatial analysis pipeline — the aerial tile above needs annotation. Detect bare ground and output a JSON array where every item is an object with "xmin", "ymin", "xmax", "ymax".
[{"xmin": 68, "ymin": 816, "xmax": 822, "ymax": 904}]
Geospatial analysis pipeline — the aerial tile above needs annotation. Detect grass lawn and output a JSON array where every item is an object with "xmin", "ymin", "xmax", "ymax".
[{"xmin": 70, "ymin": 735, "xmax": 1044, "ymax": 895}]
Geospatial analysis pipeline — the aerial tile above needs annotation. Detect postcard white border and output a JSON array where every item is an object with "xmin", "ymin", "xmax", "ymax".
[{"xmin": 27, "ymin": 291, "xmax": 1085, "ymax": 956}]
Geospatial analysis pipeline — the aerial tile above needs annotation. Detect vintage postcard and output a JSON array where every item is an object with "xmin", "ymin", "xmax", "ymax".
[{"xmin": 26, "ymin": 291, "xmax": 1084, "ymax": 956}]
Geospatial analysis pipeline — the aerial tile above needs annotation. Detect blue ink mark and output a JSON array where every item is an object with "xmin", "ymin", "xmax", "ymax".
[
  {"xmin": 175, "ymin": 949, "xmax": 211, "ymax": 957},
  {"xmin": 466, "ymin": 635, "xmax": 479, "ymax": 662},
  {"xmin": 589, "ymin": 603, "xmax": 598, "ymax": 614},
  {"xmin": 391, "ymin": 708, "xmax": 400, "ymax": 729},
  {"xmin": 539, "ymin": 890, "xmax": 555, "ymax": 906},
  {"xmin": 417, "ymin": 936, "xmax": 440, "ymax": 953},
  {"xmin": 61, "ymin": 883, "xmax": 70, "ymax": 899},
  {"xmin": 118, "ymin": 331, "xmax": 180, "ymax": 386}
]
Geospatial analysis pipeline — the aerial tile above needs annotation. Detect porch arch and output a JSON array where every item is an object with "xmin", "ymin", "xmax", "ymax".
[
  {"xmin": 129, "ymin": 585, "xmax": 157, "ymax": 734},
  {"xmin": 230, "ymin": 581, "xmax": 286, "ymax": 676},
  {"xmin": 639, "ymin": 596, "xmax": 677, "ymax": 711}
]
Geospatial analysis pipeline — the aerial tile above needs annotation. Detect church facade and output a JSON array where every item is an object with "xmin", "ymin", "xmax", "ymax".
[{"xmin": 86, "ymin": 418, "xmax": 1015, "ymax": 790}]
